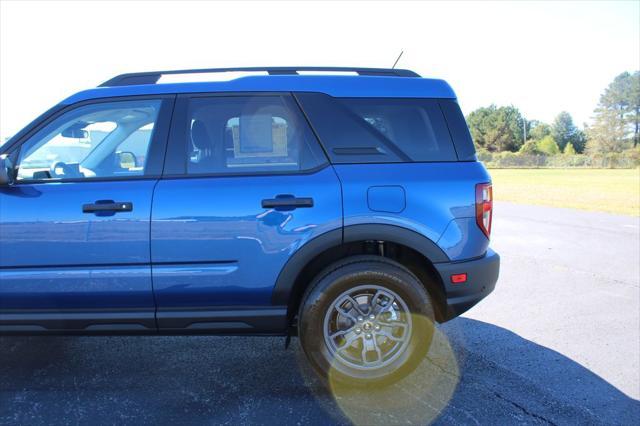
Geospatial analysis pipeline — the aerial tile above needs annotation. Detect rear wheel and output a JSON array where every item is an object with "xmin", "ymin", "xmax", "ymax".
[{"xmin": 298, "ymin": 256, "xmax": 435, "ymax": 386}]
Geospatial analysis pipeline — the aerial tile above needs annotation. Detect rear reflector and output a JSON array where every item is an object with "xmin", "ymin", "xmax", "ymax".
[
  {"xmin": 475, "ymin": 183, "xmax": 493, "ymax": 238},
  {"xmin": 451, "ymin": 273, "xmax": 467, "ymax": 284}
]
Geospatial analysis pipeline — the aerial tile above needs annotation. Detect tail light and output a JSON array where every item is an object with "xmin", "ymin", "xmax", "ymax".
[{"xmin": 475, "ymin": 183, "xmax": 493, "ymax": 238}]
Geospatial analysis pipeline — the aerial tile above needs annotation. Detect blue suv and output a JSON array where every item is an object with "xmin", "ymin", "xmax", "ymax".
[{"xmin": 0, "ymin": 67, "xmax": 499, "ymax": 385}]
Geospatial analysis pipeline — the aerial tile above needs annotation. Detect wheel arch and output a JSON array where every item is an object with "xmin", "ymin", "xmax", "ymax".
[{"xmin": 271, "ymin": 224, "xmax": 450, "ymax": 323}]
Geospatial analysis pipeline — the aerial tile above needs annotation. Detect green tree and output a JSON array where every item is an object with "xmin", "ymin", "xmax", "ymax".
[
  {"xmin": 528, "ymin": 121, "xmax": 551, "ymax": 141},
  {"xmin": 563, "ymin": 142, "xmax": 577, "ymax": 155},
  {"xmin": 572, "ymin": 128, "xmax": 587, "ymax": 153},
  {"xmin": 630, "ymin": 71, "xmax": 640, "ymax": 146},
  {"xmin": 519, "ymin": 139, "xmax": 543, "ymax": 155},
  {"xmin": 586, "ymin": 108, "xmax": 627, "ymax": 153},
  {"xmin": 537, "ymin": 135, "xmax": 560, "ymax": 155},
  {"xmin": 551, "ymin": 112, "xmax": 582, "ymax": 152},
  {"xmin": 466, "ymin": 105, "xmax": 525, "ymax": 152},
  {"xmin": 588, "ymin": 71, "xmax": 640, "ymax": 152}
]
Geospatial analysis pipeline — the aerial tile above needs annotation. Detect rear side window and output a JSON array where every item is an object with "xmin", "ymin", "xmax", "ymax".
[
  {"xmin": 295, "ymin": 93, "xmax": 457, "ymax": 163},
  {"xmin": 183, "ymin": 95, "xmax": 327, "ymax": 175}
]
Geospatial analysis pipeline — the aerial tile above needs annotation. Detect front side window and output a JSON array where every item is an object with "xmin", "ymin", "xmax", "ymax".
[
  {"xmin": 185, "ymin": 95, "xmax": 327, "ymax": 174},
  {"xmin": 16, "ymin": 100, "xmax": 162, "ymax": 181}
]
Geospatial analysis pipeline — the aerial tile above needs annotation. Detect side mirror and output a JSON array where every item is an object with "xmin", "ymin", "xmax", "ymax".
[
  {"xmin": 117, "ymin": 151, "xmax": 137, "ymax": 169},
  {"xmin": 0, "ymin": 154, "xmax": 14, "ymax": 186}
]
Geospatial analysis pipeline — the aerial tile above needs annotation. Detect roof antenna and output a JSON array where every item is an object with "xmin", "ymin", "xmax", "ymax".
[{"xmin": 391, "ymin": 50, "xmax": 404, "ymax": 69}]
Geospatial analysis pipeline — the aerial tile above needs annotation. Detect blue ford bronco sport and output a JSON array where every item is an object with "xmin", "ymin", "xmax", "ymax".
[{"xmin": 0, "ymin": 67, "xmax": 499, "ymax": 385}]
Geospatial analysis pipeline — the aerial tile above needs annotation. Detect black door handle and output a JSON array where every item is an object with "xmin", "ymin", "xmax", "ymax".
[
  {"xmin": 83, "ymin": 201, "xmax": 133, "ymax": 214},
  {"xmin": 261, "ymin": 196, "xmax": 314, "ymax": 209}
]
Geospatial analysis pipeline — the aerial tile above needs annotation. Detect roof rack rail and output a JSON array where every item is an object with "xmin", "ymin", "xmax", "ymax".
[{"xmin": 99, "ymin": 67, "xmax": 420, "ymax": 87}]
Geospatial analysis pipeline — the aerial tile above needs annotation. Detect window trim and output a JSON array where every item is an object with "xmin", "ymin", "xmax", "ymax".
[
  {"xmin": 4, "ymin": 94, "xmax": 176, "ymax": 185},
  {"xmin": 162, "ymin": 92, "xmax": 330, "ymax": 178}
]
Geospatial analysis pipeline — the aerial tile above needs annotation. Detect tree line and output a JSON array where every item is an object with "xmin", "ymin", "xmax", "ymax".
[{"xmin": 466, "ymin": 71, "xmax": 639, "ymax": 167}]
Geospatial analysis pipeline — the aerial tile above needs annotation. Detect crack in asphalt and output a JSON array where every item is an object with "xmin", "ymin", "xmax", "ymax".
[
  {"xmin": 423, "ymin": 356, "xmax": 460, "ymax": 379},
  {"xmin": 492, "ymin": 391, "xmax": 558, "ymax": 425}
]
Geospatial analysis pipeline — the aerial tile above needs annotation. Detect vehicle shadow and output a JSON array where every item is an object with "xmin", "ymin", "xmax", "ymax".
[{"xmin": 0, "ymin": 318, "xmax": 638, "ymax": 425}]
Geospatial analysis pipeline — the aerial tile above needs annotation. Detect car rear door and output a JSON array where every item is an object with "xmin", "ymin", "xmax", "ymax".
[
  {"xmin": 150, "ymin": 93, "xmax": 342, "ymax": 333},
  {"xmin": 0, "ymin": 96, "xmax": 174, "ymax": 332}
]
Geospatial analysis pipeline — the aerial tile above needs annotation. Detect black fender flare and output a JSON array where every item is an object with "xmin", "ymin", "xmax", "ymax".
[{"xmin": 271, "ymin": 224, "xmax": 449, "ymax": 305}]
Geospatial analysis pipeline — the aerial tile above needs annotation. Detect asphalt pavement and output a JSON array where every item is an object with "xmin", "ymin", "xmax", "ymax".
[{"xmin": 1, "ymin": 201, "xmax": 639, "ymax": 425}]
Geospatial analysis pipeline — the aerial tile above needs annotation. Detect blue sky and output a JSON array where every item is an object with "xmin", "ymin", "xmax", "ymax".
[{"xmin": 1, "ymin": 1, "xmax": 638, "ymax": 140}]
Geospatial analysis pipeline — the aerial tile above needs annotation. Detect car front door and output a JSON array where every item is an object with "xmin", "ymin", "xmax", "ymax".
[
  {"xmin": 0, "ymin": 96, "xmax": 174, "ymax": 332},
  {"xmin": 150, "ymin": 93, "xmax": 342, "ymax": 332}
]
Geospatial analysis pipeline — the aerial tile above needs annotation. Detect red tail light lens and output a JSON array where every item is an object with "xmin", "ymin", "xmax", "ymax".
[{"xmin": 476, "ymin": 183, "xmax": 493, "ymax": 238}]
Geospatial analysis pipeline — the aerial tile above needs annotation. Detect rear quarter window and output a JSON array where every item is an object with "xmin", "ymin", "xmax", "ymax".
[
  {"xmin": 295, "ymin": 93, "xmax": 458, "ymax": 163},
  {"xmin": 438, "ymin": 99, "xmax": 477, "ymax": 161}
]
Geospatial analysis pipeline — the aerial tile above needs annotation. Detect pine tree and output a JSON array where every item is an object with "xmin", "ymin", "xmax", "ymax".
[
  {"xmin": 587, "ymin": 108, "xmax": 627, "ymax": 153},
  {"xmin": 587, "ymin": 71, "xmax": 639, "ymax": 152}
]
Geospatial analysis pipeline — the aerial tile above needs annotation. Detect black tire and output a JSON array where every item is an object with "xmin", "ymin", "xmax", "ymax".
[{"xmin": 298, "ymin": 255, "xmax": 435, "ymax": 387}]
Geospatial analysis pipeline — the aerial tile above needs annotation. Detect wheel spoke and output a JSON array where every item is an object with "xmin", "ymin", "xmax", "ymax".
[
  {"xmin": 361, "ymin": 339, "xmax": 370, "ymax": 364},
  {"xmin": 371, "ymin": 336, "xmax": 383, "ymax": 362},
  {"xmin": 376, "ymin": 328, "xmax": 405, "ymax": 342},
  {"xmin": 374, "ymin": 294, "xmax": 396, "ymax": 317},
  {"xmin": 379, "ymin": 319, "xmax": 408, "ymax": 330},
  {"xmin": 336, "ymin": 332, "xmax": 362, "ymax": 353},
  {"xmin": 328, "ymin": 328, "xmax": 353, "ymax": 339},
  {"xmin": 334, "ymin": 304, "xmax": 358, "ymax": 323},
  {"xmin": 344, "ymin": 295, "xmax": 367, "ymax": 316},
  {"xmin": 370, "ymin": 290, "xmax": 386, "ymax": 316}
]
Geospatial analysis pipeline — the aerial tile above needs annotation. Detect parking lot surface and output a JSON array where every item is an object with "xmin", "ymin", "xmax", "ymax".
[{"xmin": 1, "ymin": 202, "xmax": 639, "ymax": 425}]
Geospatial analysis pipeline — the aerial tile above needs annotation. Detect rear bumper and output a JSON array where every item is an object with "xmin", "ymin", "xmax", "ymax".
[{"xmin": 434, "ymin": 248, "xmax": 500, "ymax": 321}]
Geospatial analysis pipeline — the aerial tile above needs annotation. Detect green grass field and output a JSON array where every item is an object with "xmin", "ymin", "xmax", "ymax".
[{"xmin": 488, "ymin": 169, "xmax": 640, "ymax": 216}]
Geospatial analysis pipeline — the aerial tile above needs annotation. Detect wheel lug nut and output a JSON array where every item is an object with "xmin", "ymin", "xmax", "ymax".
[
  {"xmin": 355, "ymin": 328, "xmax": 361, "ymax": 334},
  {"xmin": 374, "ymin": 324, "xmax": 380, "ymax": 331},
  {"xmin": 357, "ymin": 316, "xmax": 364, "ymax": 322},
  {"xmin": 369, "ymin": 314, "xmax": 375, "ymax": 320},
  {"xmin": 365, "ymin": 333, "xmax": 372, "ymax": 339}
]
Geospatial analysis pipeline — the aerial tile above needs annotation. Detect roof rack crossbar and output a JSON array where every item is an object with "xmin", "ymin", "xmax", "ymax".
[{"xmin": 99, "ymin": 67, "xmax": 420, "ymax": 87}]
